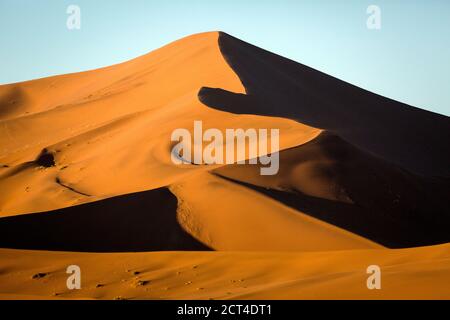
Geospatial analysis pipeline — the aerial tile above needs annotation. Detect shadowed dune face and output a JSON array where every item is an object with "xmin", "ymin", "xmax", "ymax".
[
  {"xmin": 0, "ymin": 187, "xmax": 210, "ymax": 252},
  {"xmin": 199, "ymin": 32, "xmax": 450, "ymax": 178},
  {"xmin": 0, "ymin": 31, "xmax": 449, "ymax": 299},
  {"xmin": 214, "ymin": 132, "xmax": 450, "ymax": 248}
]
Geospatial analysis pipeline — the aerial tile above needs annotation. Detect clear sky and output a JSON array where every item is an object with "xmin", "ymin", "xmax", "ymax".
[{"xmin": 1, "ymin": 0, "xmax": 449, "ymax": 116}]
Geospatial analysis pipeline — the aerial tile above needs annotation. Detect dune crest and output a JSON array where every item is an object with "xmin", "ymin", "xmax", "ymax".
[
  {"xmin": 0, "ymin": 31, "xmax": 449, "ymax": 299},
  {"xmin": 0, "ymin": 32, "xmax": 319, "ymax": 217}
]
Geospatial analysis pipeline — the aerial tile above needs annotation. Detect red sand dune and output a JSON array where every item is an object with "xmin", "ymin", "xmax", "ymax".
[{"xmin": 0, "ymin": 31, "xmax": 449, "ymax": 299}]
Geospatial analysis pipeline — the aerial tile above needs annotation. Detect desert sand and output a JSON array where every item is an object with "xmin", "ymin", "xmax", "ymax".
[
  {"xmin": 0, "ymin": 244, "xmax": 449, "ymax": 300},
  {"xmin": 0, "ymin": 31, "xmax": 449, "ymax": 299}
]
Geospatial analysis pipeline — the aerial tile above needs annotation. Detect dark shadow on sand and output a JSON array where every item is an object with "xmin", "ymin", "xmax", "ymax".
[
  {"xmin": 0, "ymin": 187, "xmax": 210, "ymax": 252},
  {"xmin": 214, "ymin": 174, "xmax": 450, "ymax": 249},
  {"xmin": 199, "ymin": 32, "xmax": 450, "ymax": 178}
]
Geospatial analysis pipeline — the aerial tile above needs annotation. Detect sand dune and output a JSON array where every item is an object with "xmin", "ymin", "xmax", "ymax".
[
  {"xmin": 202, "ymin": 32, "xmax": 450, "ymax": 178},
  {"xmin": 0, "ymin": 244, "xmax": 449, "ymax": 300},
  {"xmin": 0, "ymin": 32, "xmax": 318, "ymax": 216},
  {"xmin": 171, "ymin": 171, "xmax": 380, "ymax": 251},
  {"xmin": 214, "ymin": 132, "xmax": 450, "ymax": 247},
  {"xmin": 0, "ymin": 31, "xmax": 449, "ymax": 299}
]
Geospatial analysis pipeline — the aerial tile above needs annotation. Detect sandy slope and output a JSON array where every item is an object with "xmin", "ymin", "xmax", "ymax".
[
  {"xmin": 171, "ymin": 172, "xmax": 380, "ymax": 251},
  {"xmin": 0, "ymin": 32, "xmax": 319, "ymax": 216},
  {"xmin": 213, "ymin": 132, "xmax": 450, "ymax": 247},
  {"xmin": 0, "ymin": 244, "xmax": 449, "ymax": 300},
  {"xmin": 0, "ymin": 31, "xmax": 449, "ymax": 300},
  {"xmin": 0, "ymin": 32, "xmax": 372, "ymax": 252}
]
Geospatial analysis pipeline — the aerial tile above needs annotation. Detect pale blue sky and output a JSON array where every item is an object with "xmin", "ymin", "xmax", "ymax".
[{"xmin": 0, "ymin": 0, "xmax": 449, "ymax": 115}]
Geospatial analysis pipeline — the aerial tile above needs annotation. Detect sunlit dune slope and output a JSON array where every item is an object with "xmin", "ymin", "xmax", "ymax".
[
  {"xmin": 171, "ymin": 171, "xmax": 380, "ymax": 251},
  {"xmin": 0, "ymin": 31, "xmax": 371, "ymax": 253},
  {"xmin": 0, "ymin": 32, "xmax": 319, "ymax": 216},
  {"xmin": 0, "ymin": 244, "xmax": 449, "ymax": 300}
]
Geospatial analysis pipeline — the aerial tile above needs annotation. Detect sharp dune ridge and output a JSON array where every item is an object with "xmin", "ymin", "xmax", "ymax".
[
  {"xmin": 212, "ymin": 32, "xmax": 450, "ymax": 178},
  {"xmin": 213, "ymin": 131, "xmax": 450, "ymax": 248},
  {"xmin": 0, "ymin": 31, "xmax": 449, "ymax": 299}
]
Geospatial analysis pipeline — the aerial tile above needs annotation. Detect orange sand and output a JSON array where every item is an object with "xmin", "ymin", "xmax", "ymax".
[
  {"xmin": 0, "ymin": 32, "xmax": 448, "ymax": 300},
  {"xmin": 0, "ymin": 244, "xmax": 449, "ymax": 300}
]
